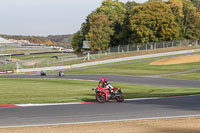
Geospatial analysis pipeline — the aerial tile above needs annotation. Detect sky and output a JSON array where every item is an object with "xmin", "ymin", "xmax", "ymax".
[{"xmin": 0, "ymin": 0, "xmax": 147, "ymax": 36}]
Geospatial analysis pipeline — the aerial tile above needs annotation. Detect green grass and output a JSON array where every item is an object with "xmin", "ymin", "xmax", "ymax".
[
  {"xmin": 64, "ymin": 60, "xmax": 200, "ymax": 76},
  {"xmin": 2, "ymin": 47, "xmax": 199, "ymax": 70},
  {"xmin": 14, "ymin": 53, "xmax": 74, "ymax": 60},
  {"xmin": 166, "ymin": 71, "xmax": 200, "ymax": 80},
  {"xmin": 1, "ymin": 78, "xmax": 200, "ymax": 104},
  {"xmin": 0, "ymin": 48, "xmax": 56, "ymax": 54},
  {"xmin": 0, "ymin": 53, "xmax": 76, "ymax": 70}
]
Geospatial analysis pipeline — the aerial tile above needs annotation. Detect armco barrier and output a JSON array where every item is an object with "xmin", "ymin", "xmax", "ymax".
[
  {"xmin": 17, "ymin": 65, "xmax": 71, "ymax": 73},
  {"xmin": 17, "ymin": 49, "xmax": 200, "ymax": 73},
  {"xmin": 0, "ymin": 70, "xmax": 13, "ymax": 74}
]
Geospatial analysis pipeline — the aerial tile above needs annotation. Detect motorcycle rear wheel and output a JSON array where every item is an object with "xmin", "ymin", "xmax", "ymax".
[{"xmin": 96, "ymin": 93, "xmax": 106, "ymax": 103}]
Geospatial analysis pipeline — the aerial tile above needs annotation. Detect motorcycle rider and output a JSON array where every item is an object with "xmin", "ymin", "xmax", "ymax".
[
  {"xmin": 99, "ymin": 77, "xmax": 114, "ymax": 93},
  {"xmin": 58, "ymin": 71, "xmax": 64, "ymax": 77}
]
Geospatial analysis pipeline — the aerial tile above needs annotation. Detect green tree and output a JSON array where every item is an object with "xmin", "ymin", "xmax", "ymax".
[
  {"xmin": 96, "ymin": 0, "xmax": 126, "ymax": 26},
  {"xmin": 167, "ymin": 0, "xmax": 184, "ymax": 39},
  {"xmin": 124, "ymin": 1, "xmax": 139, "ymax": 45},
  {"xmin": 72, "ymin": 31, "xmax": 84, "ymax": 52},
  {"xmin": 148, "ymin": 0, "xmax": 163, "ymax": 2},
  {"xmin": 86, "ymin": 14, "xmax": 113, "ymax": 50},
  {"xmin": 95, "ymin": 0, "xmax": 127, "ymax": 46},
  {"xmin": 168, "ymin": 0, "xmax": 184, "ymax": 18},
  {"xmin": 129, "ymin": 1, "xmax": 179, "ymax": 44},
  {"xmin": 190, "ymin": 0, "xmax": 200, "ymax": 11},
  {"xmin": 182, "ymin": 0, "xmax": 200, "ymax": 39}
]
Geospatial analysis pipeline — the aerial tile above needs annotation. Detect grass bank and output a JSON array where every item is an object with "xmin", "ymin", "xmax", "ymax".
[
  {"xmin": 63, "ymin": 60, "xmax": 200, "ymax": 76},
  {"xmin": 166, "ymin": 71, "xmax": 200, "ymax": 80},
  {"xmin": 1, "ymin": 78, "xmax": 200, "ymax": 104}
]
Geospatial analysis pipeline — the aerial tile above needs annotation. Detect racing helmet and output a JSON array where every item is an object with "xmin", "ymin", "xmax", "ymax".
[{"xmin": 100, "ymin": 77, "xmax": 106, "ymax": 83}]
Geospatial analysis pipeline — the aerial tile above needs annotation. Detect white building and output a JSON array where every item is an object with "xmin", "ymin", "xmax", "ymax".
[
  {"xmin": 8, "ymin": 39, "xmax": 30, "ymax": 45},
  {"xmin": 0, "ymin": 37, "xmax": 12, "ymax": 44},
  {"xmin": 0, "ymin": 37, "xmax": 21, "ymax": 47}
]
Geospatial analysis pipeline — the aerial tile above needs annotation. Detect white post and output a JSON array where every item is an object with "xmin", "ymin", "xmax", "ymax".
[
  {"xmin": 145, "ymin": 44, "xmax": 147, "ymax": 51},
  {"xmin": 196, "ymin": 40, "xmax": 199, "ymax": 48},
  {"xmin": 32, "ymin": 56, "xmax": 35, "ymax": 68},
  {"xmin": 118, "ymin": 45, "xmax": 120, "ymax": 54},
  {"xmin": 87, "ymin": 52, "xmax": 90, "ymax": 60},
  {"xmin": 98, "ymin": 50, "xmax": 100, "ymax": 58},
  {"xmin": 127, "ymin": 44, "xmax": 129, "ymax": 53},
  {"xmin": 16, "ymin": 62, "xmax": 19, "ymax": 72},
  {"xmin": 163, "ymin": 42, "xmax": 165, "ymax": 48},
  {"xmin": 154, "ymin": 43, "xmax": 156, "ymax": 49},
  {"xmin": 137, "ymin": 45, "xmax": 139, "ymax": 52},
  {"xmin": 172, "ymin": 41, "xmax": 174, "ymax": 47}
]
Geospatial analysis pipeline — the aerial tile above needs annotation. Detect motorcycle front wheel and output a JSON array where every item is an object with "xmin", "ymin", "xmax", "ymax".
[
  {"xmin": 96, "ymin": 93, "xmax": 106, "ymax": 103},
  {"xmin": 115, "ymin": 91, "xmax": 124, "ymax": 102}
]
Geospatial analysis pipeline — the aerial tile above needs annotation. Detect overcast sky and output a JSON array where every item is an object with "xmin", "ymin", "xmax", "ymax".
[{"xmin": 0, "ymin": 0, "xmax": 147, "ymax": 36}]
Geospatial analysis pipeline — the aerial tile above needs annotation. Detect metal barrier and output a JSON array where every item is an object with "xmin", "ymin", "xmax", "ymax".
[{"xmin": 0, "ymin": 39, "xmax": 199, "ymax": 71}]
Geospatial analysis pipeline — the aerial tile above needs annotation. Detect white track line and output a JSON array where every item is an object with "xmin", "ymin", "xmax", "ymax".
[
  {"xmin": 15, "ymin": 96, "xmax": 196, "ymax": 107},
  {"xmin": 3, "ymin": 95, "xmax": 196, "ymax": 108},
  {"xmin": 16, "ymin": 97, "xmax": 161, "ymax": 107},
  {"xmin": 1, "ymin": 114, "xmax": 200, "ymax": 129},
  {"xmin": 125, "ymin": 97, "xmax": 160, "ymax": 101},
  {"xmin": 17, "ymin": 102, "xmax": 86, "ymax": 107}
]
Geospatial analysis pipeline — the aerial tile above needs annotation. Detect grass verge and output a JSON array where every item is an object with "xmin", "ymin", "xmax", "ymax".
[
  {"xmin": 1, "ymin": 78, "xmax": 200, "ymax": 104},
  {"xmin": 166, "ymin": 71, "xmax": 200, "ymax": 80},
  {"xmin": 63, "ymin": 60, "xmax": 200, "ymax": 76}
]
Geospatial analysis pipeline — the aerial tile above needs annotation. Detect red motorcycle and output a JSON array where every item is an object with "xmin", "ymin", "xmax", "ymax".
[{"xmin": 92, "ymin": 84, "xmax": 124, "ymax": 103}]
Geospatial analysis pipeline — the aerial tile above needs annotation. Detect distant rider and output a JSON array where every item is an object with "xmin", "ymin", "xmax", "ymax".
[
  {"xmin": 58, "ymin": 71, "xmax": 64, "ymax": 77},
  {"xmin": 99, "ymin": 77, "xmax": 114, "ymax": 93}
]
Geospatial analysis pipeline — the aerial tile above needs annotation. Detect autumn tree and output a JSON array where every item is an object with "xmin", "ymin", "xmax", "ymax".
[
  {"xmin": 71, "ymin": 17, "xmax": 91, "ymax": 52},
  {"xmin": 168, "ymin": 0, "xmax": 184, "ymax": 18},
  {"xmin": 72, "ymin": 31, "xmax": 84, "ymax": 52},
  {"xmin": 95, "ymin": 0, "xmax": 127, "ymax": 46},
  {"xmin": 124, "ymin": 1, "xmax": 138, "ymax": 45},
  {"xmin": 72, "ymin": 0, "xmax": 127, "ymax": 51},
  {"xmin": 129, "ymin": 1, "xmax": 179, "ymax": 44},
  {"xmin": 86, "ymin": 14, "xmax": 113, "ymax": 50},
  {"xmin": 32, "ymin": 38, "xmax": 42, "ymax": 44},
  {"xmin": 190, "ymin": 0, "xmax": 200, "ymax": 11},
  {"xmin": 148, "ymin": 0, "xmax": 163, "ymax": 2},
  {"xmin": 166, "ymin": 0, "xmax": 184, "ymax": 38},
  {"xmin": 182, "ymin": 0, "xmax": 200, "ymax": 39},
  {"xmin": 43, "ymin": 39, "xmax": 53, "ymax": 45}
]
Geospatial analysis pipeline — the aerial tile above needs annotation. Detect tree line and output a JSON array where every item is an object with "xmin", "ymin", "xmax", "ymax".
[
  {"xmin": 72, "ymin": 0, "xmax": 200, "ymax": 52},
  {"xmin": 0, "ymin": 34, "xmax": 72, "ymax": 46}
]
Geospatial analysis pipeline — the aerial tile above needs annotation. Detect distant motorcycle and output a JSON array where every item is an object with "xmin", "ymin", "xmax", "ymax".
[
  {"xmin": 58, "ymin": 71, "xmax": 64, "ymax": 77},
  {"xmin": 40, "ymin": 71, "xmax": 46, "ymax": 76},
  {"xmin": 92, "ymin": 84, "xmax": 124, "ymax": 103}
]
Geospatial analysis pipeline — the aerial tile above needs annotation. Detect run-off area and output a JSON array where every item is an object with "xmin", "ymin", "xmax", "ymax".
[{"xmin": 1, "ymin": 117, "xmax": 200, "ymax": 133}]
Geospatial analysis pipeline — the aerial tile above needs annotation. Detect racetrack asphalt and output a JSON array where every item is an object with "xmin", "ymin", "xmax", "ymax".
[
  {"xmin": 0, "ymin": 95, "xmax": 200, "ymax": 128},
  {"xmin": 1, "ymin": 74, "xmax": 200, "ymax": 128}
]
